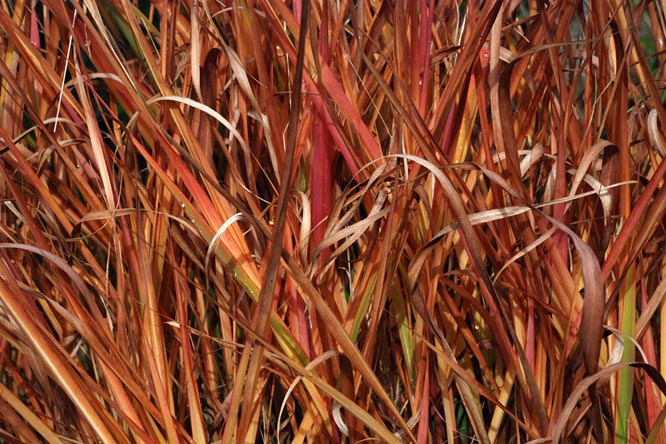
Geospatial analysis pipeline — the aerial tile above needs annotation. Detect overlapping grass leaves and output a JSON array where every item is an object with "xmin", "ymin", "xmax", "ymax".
[{"xmin": 0, "ymin": 1, "xmax": 665, "ymax": 443}]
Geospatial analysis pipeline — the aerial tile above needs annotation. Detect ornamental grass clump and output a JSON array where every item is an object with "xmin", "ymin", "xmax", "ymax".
[{"xmin": 1, "ymin": 1, "xmax": 666, "ymax": 443}]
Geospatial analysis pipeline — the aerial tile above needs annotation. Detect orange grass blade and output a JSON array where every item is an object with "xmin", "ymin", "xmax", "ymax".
[{"xmin": 0, "ymin": 260, "xmax": 126, "ymax": 444}]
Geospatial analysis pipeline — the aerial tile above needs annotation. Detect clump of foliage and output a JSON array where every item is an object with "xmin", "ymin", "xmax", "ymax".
[{"xmin": 1, "ymin": 0, "xmax": 666, "ymax": 443}]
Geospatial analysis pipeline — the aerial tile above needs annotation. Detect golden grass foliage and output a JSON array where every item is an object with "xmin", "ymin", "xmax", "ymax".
[{"xmin": 1, "ymin": 0, "xmax": 666, "ymax": 443}]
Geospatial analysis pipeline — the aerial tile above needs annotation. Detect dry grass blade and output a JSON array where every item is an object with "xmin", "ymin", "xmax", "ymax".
[
  {"xmin": 550, "ymin": 362, "xmax": 666, "ymax": 444},
  {"xmin": 1, "ymin": 1, "xmax": 666, "ymax": 443},
  {"xmin": 0, "ymin": 259, "xmax": 123, "ymax": 444},
  {"xmin": 228, "ymin": 2, "xmax": 311, "ymax": 442}
]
